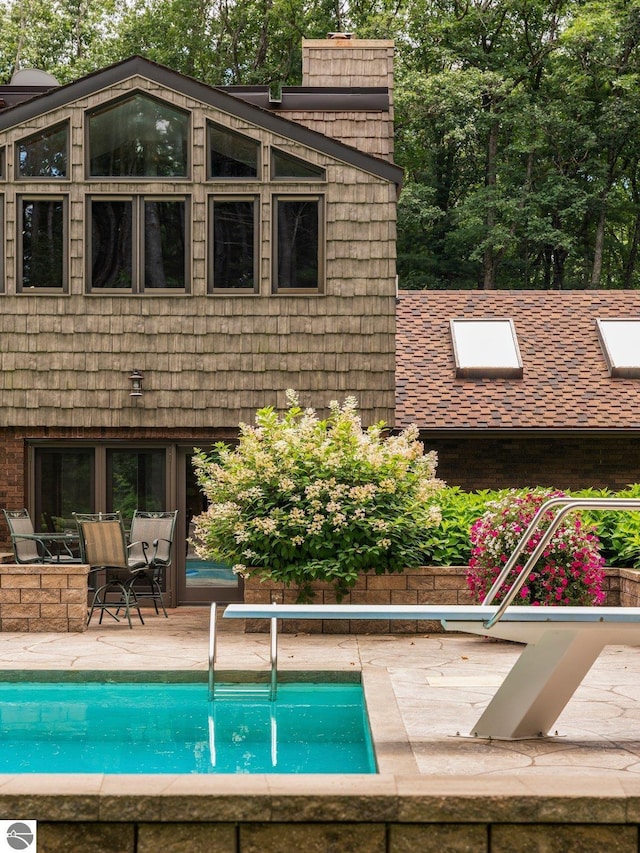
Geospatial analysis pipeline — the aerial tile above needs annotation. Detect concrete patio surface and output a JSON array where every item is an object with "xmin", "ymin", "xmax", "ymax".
[
  {"xmin": 3, "ymin": 606, "xmax": 640, "ymax": 852},
  {"xmin": 1, "ymin": 605, "xmax": 640, "ymax": 779}
]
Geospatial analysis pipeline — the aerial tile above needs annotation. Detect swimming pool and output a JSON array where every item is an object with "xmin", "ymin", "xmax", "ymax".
[{"xmin": 0, "ymin": 677, "xmax": 376, "ymax": 775}]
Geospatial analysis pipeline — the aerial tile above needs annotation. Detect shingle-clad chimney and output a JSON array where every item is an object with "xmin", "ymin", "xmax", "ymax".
[{"xmin": 293, "ymin": 36, "xmax": 395, "ymax": 161}]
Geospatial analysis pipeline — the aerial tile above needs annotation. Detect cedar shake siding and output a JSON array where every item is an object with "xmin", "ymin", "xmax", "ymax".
[{"xmin": 0, "ymin": 53, "xmax": 401, "ymax": 431}]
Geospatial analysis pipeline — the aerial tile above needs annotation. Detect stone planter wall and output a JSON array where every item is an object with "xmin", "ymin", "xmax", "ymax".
[
  {"xmin": 243, "ymin": 566, "xmax": 634, "ymax": 634},
  {"xmin": 0, "ymin": 563, "xmax": 90, "ymax": 632}
]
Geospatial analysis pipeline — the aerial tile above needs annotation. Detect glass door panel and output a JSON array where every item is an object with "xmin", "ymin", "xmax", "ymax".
[
  {"xmin": 178, "ymin": 448, "xmax": 242, "ymax": 604},
  {"xmin": 106, "ymin": 449, "xmax": 166, "ymax": 527},
  {"xmin": 34, "ymin": 448, "xmax": 94, "ymax": 531}
]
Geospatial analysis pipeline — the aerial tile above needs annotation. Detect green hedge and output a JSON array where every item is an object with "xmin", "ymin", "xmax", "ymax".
[{"xmin": 423, "ymin": 485, "xmax": 640, "ymax": 569}]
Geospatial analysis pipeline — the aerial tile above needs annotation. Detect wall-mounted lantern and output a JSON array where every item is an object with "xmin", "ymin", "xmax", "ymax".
[{"xmin": 129, "ymin": 369, "xmax": 143, "ymax": 397}]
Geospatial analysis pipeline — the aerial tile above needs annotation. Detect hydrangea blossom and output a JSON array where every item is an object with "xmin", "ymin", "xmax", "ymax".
[
  {"xmin": 466, "ymin": 489, "xmax": 605, "ymax": 606},
  {"xmin": 191, "ymin": 391, "xmax": 444, "ymax": 601}
]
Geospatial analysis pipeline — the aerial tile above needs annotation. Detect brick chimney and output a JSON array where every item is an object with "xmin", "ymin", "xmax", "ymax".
[{"xmin": 293, "ymin": 36, "xmax": 395, "ymax": 161}]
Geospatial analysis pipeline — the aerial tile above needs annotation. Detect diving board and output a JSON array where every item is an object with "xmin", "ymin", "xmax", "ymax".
[
  {"xmin": 224, "ymin": 602, "xmax": 640, "ymax": 740},
  {"xmin": 223, "ymin": 497, "xmax": 640, "ymax": 740}
]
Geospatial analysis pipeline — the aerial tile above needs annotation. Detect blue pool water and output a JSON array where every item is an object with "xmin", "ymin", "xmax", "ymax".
[{"xmin": 0, "ymin": 681, "xmax": 376, "ymax": 774}]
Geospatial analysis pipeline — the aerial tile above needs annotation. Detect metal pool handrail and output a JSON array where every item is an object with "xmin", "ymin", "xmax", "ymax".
[
  {"xmin": 482, "ymin": 497, "xmax": 640, "ymax": 629},
  {"xmin": 209, "ymin": 603, "xmax": 217, "ymax": 699},
  {"xmin": 209, "ymin": 601, "xmax": 279, "ymax": 700}
]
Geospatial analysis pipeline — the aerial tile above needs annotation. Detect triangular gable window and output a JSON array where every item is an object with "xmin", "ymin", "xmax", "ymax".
[
  {"xmin": 597, "ymin": 319, "xmax": 640, "ymax": 377},
  {"xmin": 208, "ymin": 122, "xmax": 260, "ymax": 178},
  {"xmin": 271, "ymin": 148, "xmax": 325, "ymax": 180},
  {"xmin": 87, "ymin": 93, "xmax": 188, "ymax": 177},
  {"xmin": 450, "ymin": 319, "xmax": 523, "ymax": 378},
  {"xmin": 17, "ymin": 122, "xmax": 68, "ymax": 178}
]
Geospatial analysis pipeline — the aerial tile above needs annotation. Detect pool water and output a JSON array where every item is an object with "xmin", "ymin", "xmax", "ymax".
[{"xmin": 0, "ymin": 681, "xmax": 376, "ymax": 774}]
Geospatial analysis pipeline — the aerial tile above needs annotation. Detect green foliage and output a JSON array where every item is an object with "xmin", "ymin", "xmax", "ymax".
[
  {"xmin": 191, "ymin": 392, "xmax": 444, "ymax": 601},
  {"xmin": 418, "ymin": 484, "xmax": 640, "ymax": 570},
  {"xmin": 576, "ymin": 484, "xmax": 640, "ymax": 567}
]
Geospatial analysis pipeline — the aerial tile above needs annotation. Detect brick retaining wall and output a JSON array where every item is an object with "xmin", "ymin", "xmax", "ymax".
[
  {"xmin": 244, "ymin": 566, "xmax": 634, "ymax": 633},
  {"xmin": 0, "ymin": 563, "xmax": 90, "ymax": 632}
]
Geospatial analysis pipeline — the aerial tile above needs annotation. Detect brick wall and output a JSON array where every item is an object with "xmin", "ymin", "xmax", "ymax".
[
  {"xmin": 0, "ymin": 562, "xmax": 90, "ymax": 631},
  {"xmin": 244, "ymin": 566, "xmax": 631, "ymax": 634},
  {"xmin": 422, "ymin": 432, "xmax": 640, "ymax": 491}
]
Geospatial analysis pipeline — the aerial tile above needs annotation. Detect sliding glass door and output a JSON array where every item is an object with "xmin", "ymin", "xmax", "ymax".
[{"xmin": 29, "ymin": 442, "xmax": 242, "ymax": 607}]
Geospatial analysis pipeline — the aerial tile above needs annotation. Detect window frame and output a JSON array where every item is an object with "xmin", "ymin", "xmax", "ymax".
[
  {"xmin": 272, "ymin": 194, "xmax": 324, "ymax": 294},
  {"xmin": 450, "ymin": 318, "xmax": 523, "ymax": 378},
  {"xmin": 85, "ymin": 92, "xmax": 191, "ymax": 180},
  {"xmin": 17, "ymin": 194, "xmax": 69, "ymax": 293},
  {"xmin": 86, "ymin": 194, "xmax": 191, "ymax": 294},
  {"xmin": 208, "ymin": 194, "xmax": 259, "ymax": 294},
  {"xmin": 596, "ymin": 318, "xmax": 640, "ymax": 378},
  {"xmin": 206, "ymin": 121, "xmax": 261, "ymax": 181},
  {"xmin": 271, "ymin": 147, "xmax": 326, "ymax": 181},
  {"xmin": 15, "ymin": 121, "xmax": 69, "ymax": 180}
]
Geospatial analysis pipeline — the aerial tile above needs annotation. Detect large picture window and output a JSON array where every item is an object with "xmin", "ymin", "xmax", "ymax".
[
  {"xmin": 208, "ymin": 122, "xmax": 260, "ymax": 179},
  {"xmin": 87, "ymin": 94, "xmax": 189, "ymax": 178},
  {"xmin": 18, "ymin": 196, "xmax": 67, "ymax": 291},
  {"xmin": 17, "ymin": 123, "xmax": 68, "ymax": 178},
  {"xmin": 89, "ymin": 196, "xmax": 188, "ymax": 292},
  {"xmin": 273, "ymin": 196, "xmax": 322, "ymax": 292},
  {"xmin": 209, "ymin": 197, "xmax": 258, "ymax": 292}
]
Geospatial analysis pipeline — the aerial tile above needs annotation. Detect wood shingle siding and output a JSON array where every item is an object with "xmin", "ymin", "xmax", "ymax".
[{"xmin": 0, "ymin": 50, "xmax": 399, "ymax": 430}]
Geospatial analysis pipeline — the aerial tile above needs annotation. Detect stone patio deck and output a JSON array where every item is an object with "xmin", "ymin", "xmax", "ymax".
[{"xmin": 2, "ymin": 606, "xmax": 640, "ymax": 851}]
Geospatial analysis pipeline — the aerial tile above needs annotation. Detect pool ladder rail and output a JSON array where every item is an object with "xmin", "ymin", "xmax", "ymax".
[{"xmin": 208, "ymin": 602, "xmax": 278, "ymax": 701}]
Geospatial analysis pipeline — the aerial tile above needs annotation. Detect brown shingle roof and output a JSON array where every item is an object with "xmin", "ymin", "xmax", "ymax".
[{"xmin": 395, "ymin": 290, "xmax": 640, "ymax": 430}]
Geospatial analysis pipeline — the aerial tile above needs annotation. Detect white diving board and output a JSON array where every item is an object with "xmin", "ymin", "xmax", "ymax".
[{"xmin": 223, "ymin": 602, "xmax": 640, "ymax": 740}]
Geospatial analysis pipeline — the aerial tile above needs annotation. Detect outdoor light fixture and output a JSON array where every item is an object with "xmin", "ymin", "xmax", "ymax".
[{"xmin": 129, "ymin": 369, "xmax": 143, "ymax": 397}]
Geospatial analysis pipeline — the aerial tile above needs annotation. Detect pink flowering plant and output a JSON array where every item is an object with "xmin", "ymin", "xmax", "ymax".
[
  {"xmin": 191, "ymin": 391, "xmax": 444, "ymax": 601},
  {"xmin": 466, "ymin": 489, "xmax": 605, "ymax": 606}
]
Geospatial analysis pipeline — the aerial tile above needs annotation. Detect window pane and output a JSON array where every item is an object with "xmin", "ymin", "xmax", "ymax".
[
  {"xmin": 107, "ymin": 449, "xmax": 166, "ymax": 527},
  {"xmin": 209, "ymin": 123, "xmax": 259, "ymax": 178},
  {"xmin": 17, "ymin": 124, "xmax": 67, "ymax": 177},
  {"xmin": 144, "ymin": 200, "xmax": 186, "ymax": 289},
  {"xmin": 34, "ymin": 449, "xmax": 94, "ymax": 531},
  {"xmin": 88, "ymin": 94, "xmax": 188, "ymax": 177},
  {"xmin": 272, "ymin": 148, "xmax": 325, "ymax": 179},
  {"xmin": 21, "ymin": 199, "xmax": 65, "ymax": 289},
  {"xmin": 276, "ymin": 199, "xmax": 319, "ymax": 290},
  {"xmin": 450, "ymin": 319, "xmax": 523, "ymax": 378},
  {"xmin": 211, "ymin": 199, "xmax": 256, "ymax": 290},
  {"xmin": 0, "ymin": 147, "xmax": 5, "ymax": 179},
  {"xmin": 597, "ymin": 319, "xmax": 640, "ymax": 377},
  {"xmin": 91, "ymin": 200, "xmax": 133, "ymax": 289}
]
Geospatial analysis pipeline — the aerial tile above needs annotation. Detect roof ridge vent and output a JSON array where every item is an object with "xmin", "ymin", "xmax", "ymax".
[{"xmin": 10, "ymin": 68, "xmax": 59, "ymax": 87}]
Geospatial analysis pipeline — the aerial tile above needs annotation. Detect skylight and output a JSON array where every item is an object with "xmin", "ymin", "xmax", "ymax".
[
  {"xmin": 596, "ymin": 319, "xmax": 640, "ymax": 378},
  {"xmin": 450, "ymin": 319, "xmax": 523, "ymax": 378}
]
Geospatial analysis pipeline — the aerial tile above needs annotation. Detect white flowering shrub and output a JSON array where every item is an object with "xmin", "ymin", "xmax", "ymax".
[{"xmin": 192, "ymin": 392, "xmax": 444, "ymax": 601}]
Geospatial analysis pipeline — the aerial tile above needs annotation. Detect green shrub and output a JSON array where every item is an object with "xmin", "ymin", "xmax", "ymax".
[{"xmin": 191, "ymin": 392, "xmax": 444, "ymax": 601}]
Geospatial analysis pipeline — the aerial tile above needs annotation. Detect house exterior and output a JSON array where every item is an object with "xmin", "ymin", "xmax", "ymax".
[
  {"xmin": 0, "ymin": 37, "xmax": 401, "ymax": 605},
  {"xmin": 396, "ymin": 289, "xmax": 640, "ymax": 492}
]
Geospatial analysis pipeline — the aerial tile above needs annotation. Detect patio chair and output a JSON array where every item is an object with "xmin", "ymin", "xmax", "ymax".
[
  {"xmin": 74, "ymin": 512, "xmax": 146, "ymax": 629},
  {"xmin": 127, "ymin": 510, "xmax": 178, "ymax": 617},
  {"xmin": 3, "ymin": 508, "xmax": 80, "ymax": 564}
]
